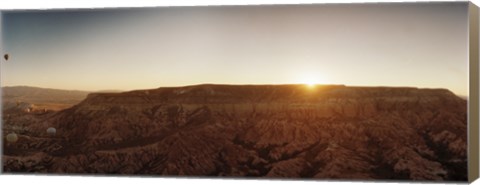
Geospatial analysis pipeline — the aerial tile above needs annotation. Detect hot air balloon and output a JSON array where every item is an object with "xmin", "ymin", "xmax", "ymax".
[
  {"xmin": 6, "ymin": 133, "xmax": 18, "ymax": 143},
  {"xmin": 47, "ymin": 127, "xmax": 57, "ymax": 136},
  {"xmin": 4, "ymin": 54, "xmax": 9, "ymax": 61}
]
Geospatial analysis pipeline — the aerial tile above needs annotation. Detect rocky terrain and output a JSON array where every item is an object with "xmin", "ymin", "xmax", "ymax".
[{"xmin": 2, "ymin": 84, "xmax": 467, "ymax": 181}]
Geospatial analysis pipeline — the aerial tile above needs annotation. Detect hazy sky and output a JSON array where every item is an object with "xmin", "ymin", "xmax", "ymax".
[{"xmin": 1, "ymin": 2, "xmax": 469, "ymax": 96}]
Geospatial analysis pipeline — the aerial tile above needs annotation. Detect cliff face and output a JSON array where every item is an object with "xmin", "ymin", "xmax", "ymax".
[{"xmin": 2, "ymin": 84, "xmax": 467, "ymax": 181}]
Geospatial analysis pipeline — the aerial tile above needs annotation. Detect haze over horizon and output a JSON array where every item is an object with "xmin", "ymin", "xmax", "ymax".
[{"xmin": 1, "ymin": 2, "xmax": 469, "ymax": 96}]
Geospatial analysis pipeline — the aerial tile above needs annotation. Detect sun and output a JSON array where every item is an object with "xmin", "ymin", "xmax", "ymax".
[
  {"xmin": 305, "ymin": 80, "xmax": 317, "ymax": 88},
  {"xmin": 297, "ymin": 73, "xmax": 327, "ymax": 88}
]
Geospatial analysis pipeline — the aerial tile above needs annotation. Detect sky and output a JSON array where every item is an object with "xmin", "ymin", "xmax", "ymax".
[{"xmin": 0, "ymin": 2, "xmax": 469, "ymax": 96}]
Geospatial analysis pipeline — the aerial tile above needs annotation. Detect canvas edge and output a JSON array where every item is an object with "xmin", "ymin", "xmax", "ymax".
[
  {"xmin": 469, "ymin": 1, "xmax": 479, "ymax": 183},
  {"xmin": 0, "ymin": 10, "xmax": 4, "ymax": 175}
]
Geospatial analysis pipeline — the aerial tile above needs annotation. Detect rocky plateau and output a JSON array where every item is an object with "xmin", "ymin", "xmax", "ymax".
[{"xmin": 2, "ymin": 84, "xmax": 468, "ymax": 181}]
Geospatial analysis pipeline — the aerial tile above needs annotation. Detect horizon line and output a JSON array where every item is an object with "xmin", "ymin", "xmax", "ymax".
[{"xmin": 0, "ymin": 83, "xmax": 469, "ymax": 97}]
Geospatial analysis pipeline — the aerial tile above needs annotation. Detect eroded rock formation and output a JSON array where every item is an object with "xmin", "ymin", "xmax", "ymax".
[{"xmin": 2, "ymin": 84, "xmax": 467, "ymax": 181}]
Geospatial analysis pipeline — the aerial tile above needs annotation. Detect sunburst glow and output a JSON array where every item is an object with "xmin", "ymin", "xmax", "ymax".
[
  {"xmin": 305, "ymin": 81, "xmax": 317, "ymax": 88},
  {"xmin": 297, "ymin": 73, "xmax": 326, "ymax": 88}
]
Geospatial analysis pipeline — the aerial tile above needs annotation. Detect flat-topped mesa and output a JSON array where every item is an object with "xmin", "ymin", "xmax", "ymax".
[
  {"xmin": 323, "ymin": 86, "xmax": 459, "ymax": 98},
  {"xmin": 80, "ymin": 84, "xmax": 344, "ymax": 105},
  {"xmin": 79, "ymin": 84, "xmax": 462, "ymax": 105}
]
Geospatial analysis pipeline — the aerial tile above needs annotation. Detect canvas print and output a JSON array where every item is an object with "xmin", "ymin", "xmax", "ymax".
[{"xmin": 0, "ymin": 2, "xmax": 471, "ymax": 182}]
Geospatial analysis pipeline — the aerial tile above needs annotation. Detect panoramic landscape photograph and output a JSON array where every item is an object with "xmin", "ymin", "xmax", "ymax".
[{"xmin": 1, "ymin": 2, "xmax": 470, "ymax": 182}]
